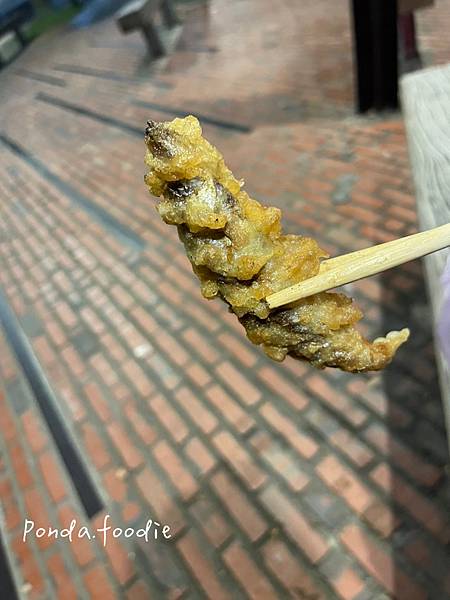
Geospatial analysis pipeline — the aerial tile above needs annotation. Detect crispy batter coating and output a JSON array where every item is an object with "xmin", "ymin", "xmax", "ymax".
[{"xmin": 144, "ymin": 116, "xmax": 409, "ymax": 372}]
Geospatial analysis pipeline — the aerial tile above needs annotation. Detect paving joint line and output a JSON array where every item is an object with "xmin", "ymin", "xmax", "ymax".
[
  {"xmin": 52, "ymin": 63, "xmax": 172, "ymax": 89},
  {"xmin": 14, "ymin": 69, "xmax": 66, "ymax": 87},
  {"xmin": 0, "ymin": 132, "xmax": 144, "ymax": 252},
  {"xmin": 0, "ymin": 292, "xmax": 104, "ymax": 519},
  {"xmin": 35, "ymin": 92, "xmax": 143, "ymax": 137},
  {"xmin": 131, "ymin": 98, "xmax": 252, "ymax": 133}
]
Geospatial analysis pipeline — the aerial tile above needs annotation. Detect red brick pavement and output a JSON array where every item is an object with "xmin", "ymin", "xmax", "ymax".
[{"xmin": 0, "ymin": 1, "xmax": 449, "ymax": 599}]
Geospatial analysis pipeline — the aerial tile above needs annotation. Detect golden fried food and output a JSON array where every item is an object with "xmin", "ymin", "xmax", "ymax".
[{"xmin": 144, "ymin": 116, "xmax": 409, "ymax": 372}]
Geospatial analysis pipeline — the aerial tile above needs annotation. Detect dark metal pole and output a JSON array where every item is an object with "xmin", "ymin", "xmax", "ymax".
[{"xmin": 351, "ymin": 0, "xmax": 399, "ymax": 112}]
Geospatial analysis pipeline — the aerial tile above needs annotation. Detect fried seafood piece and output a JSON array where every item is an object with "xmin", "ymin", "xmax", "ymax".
[{"xmin": 144, "ymin": 116, "xmax": 409, "ymax": 372}]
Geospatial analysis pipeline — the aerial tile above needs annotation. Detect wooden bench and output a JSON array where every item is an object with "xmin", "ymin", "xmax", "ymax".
[
  {"xmin": 401, "ymin": 64, "xmax": 450, "ymax": 446},
  {"xmin": 116, "ymin": 0, "xmax": 180, "ymax": 59}
]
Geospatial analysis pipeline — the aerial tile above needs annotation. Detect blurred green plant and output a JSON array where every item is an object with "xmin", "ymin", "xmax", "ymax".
[{"xmin": 25, "ymin": 0, "xmax": 80, "ymax": 40}]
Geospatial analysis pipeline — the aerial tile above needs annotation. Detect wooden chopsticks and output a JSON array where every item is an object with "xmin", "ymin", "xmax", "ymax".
[{"xmin": 266, "ymin": 223, "xmax": 450, "ymax": 309}]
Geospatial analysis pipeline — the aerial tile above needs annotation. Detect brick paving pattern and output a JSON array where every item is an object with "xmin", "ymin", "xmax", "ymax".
[{"xmin": 0, "ymin": 1, "xmax": 449, "ymax": 599}]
